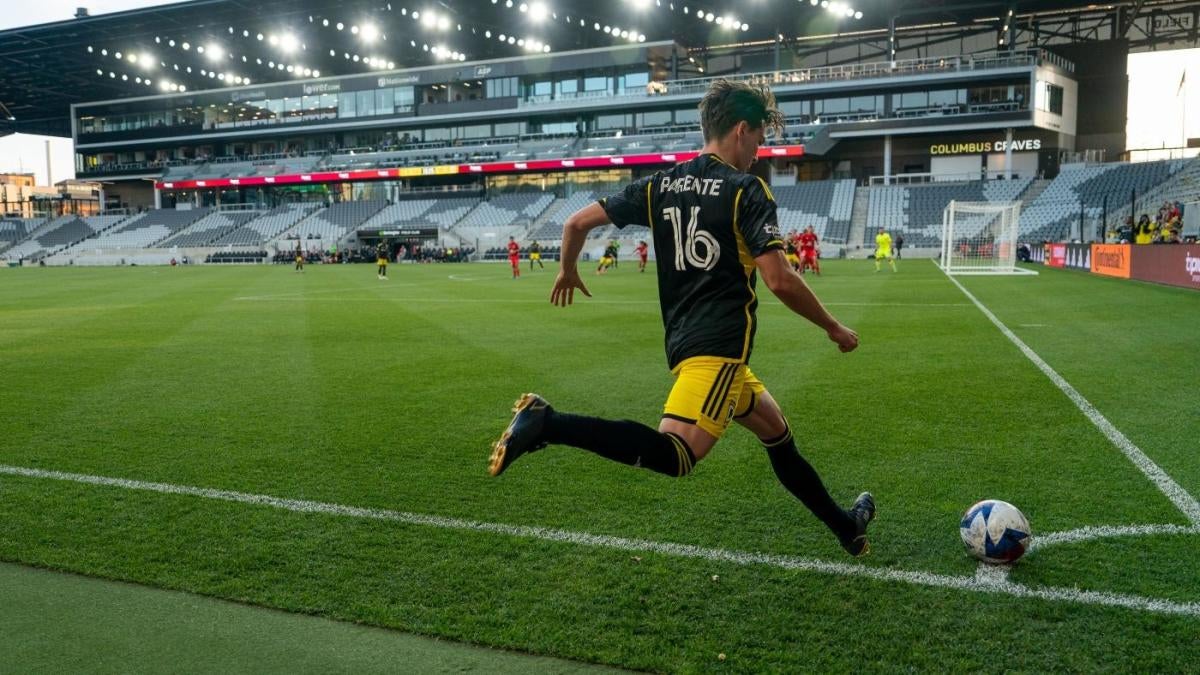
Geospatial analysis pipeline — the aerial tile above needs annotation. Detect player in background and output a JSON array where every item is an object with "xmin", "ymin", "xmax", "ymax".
[
  {"xmin": 596, "ymin": 241, "xmax": 617, "ymax": 275},
  {"xmin": 529, "ymin": 241, "xmax": 545, "ymax": 270},
  {"xmin": 610, "ymin": 239, "xmax": 621, "ymax": 268},
  {"xmin": 507, "ymin": 236, "xmax": 521, "ymax": 279},
  {"xmin": 635, "ymin": 240, "xmax": 649, "ymax": 273},
  {"xmin": 784, "ymin": 234, "xmax": 801, "ymax": 272},
  {"xmin": 798, "ymin": 226, "xmax": 820, "ymax": 275},
  {"xmin": 489, "ymin": 78, "xmax": 876, "ymax": 557},
  {"xmin": 294, "ymin": 242, "xmax": 304, "ymax": 273},
  {"xmin": 894, "ymin": 234, "xmax": 904, "ymax": 260},
  {"xmin": 376, "ymin": 240, "xmax": 390, "ymax": 280},
  {"xmin": 874, "ymin": 228, "xmax": 897, "ymax": 273}
]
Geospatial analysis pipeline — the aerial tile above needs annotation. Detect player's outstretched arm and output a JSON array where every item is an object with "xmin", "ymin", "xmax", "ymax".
[
  {"xmin": 756, "ymin": 249, "xmax": 858, "ymax": 352},
  {"xmin": 551, "ymin": 202, "xmax": 610, "ymax": 307}
]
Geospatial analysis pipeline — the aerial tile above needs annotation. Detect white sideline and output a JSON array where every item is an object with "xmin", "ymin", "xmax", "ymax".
[
  {"xmin": 1, "ymin": 463, "xmax": 1198, "ymax": 618},
  {"xmin": 944, "ymin": 272, "xmax": 1200, "ymax": 526}
]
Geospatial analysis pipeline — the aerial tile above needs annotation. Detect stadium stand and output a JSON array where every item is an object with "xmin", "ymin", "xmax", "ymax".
[
  {"xmin": 212, "ymin": 204, "xmax": 320, "ymax": 246},
  {"xmin": 276, "ymin": 200, "xmax": 388, "ymax": 243},
  {"xmin": 774, "ymin": 180, "xmax": 856, "ymax": 244},
  {"xmin": 160, "ymin": 211, "xmax": 262, "ymax": 247},
  {"xmin": 530, "ymin": 191, "xmax": 597, "ymax": 240},
  {"xmin": 85, "ymin": 208, "xmax": 212, "ymax": 249},
  {"xmin": 1019, "ymin": 159, "xmax": 1188, "ymax": 241},
  {"xmin": 455, "ymin": 193, "xmax": 555, "ymax": 233},
  {"xmin": 865, "ymin": 177, "xmax": 1034, "ymax": 247},
  {"xmin": 3, "ymin": 214, "xmax": 130, "ymax": 261}
]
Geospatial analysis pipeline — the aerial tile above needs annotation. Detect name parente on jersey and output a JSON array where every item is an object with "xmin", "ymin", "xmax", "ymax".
[{"xmin": 660, "ymin": 175, "xmax": 725, "ymax": 196}]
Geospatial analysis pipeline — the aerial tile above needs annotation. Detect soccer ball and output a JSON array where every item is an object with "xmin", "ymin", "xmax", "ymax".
[{"xmin": 959, "ymin": 499, "xmax": 1032, "ymax": 564}]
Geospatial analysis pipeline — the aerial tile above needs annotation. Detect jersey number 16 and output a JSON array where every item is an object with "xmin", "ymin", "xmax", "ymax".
[{"xmin": 663, "ymin": 205, "xmax": 719, "ymax": 272}]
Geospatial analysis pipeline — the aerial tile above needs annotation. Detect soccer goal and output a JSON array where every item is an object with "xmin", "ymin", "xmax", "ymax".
[{"xmin": 939, "ymin": 200, "xmax": 1037, "ymax": 275}]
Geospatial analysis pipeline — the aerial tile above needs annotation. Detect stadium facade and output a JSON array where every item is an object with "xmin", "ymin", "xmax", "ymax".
[{"xmin": 72, "ymin": 40, "xmax": 1076, "ymax": 211}]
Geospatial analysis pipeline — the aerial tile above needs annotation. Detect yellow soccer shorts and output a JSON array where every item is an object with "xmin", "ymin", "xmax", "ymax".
[
  {"xmin": 600, "ymin": 256, "xmax": 613, "ymax": 266},
  {"xmin": 875, "ymin": 248, "xmax": 892, "ymax": 260},
  {"xmin": 377, "ymin": 258, "xmax": 388, "ymax": 266},
  {"xmin": 663, "ymin": 356, "xmax": 767, "ymax": 439},
  {"xmin": 786, "ymin": 253, "xmax": 800, "ymax": 266},
  {"xmin": 530, "ymin": 252, "xmax": 541, "ymax": 261}
]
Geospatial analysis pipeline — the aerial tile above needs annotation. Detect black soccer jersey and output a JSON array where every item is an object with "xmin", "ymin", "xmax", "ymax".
[{"xmin": 599, "ymin": 153, "xmax": 784, "ymax": 369}]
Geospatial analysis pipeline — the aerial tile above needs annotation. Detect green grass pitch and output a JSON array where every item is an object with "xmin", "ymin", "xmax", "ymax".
[{"xmin": 1, "ymin": 259, "xmax": 1197, "ymax": 672}]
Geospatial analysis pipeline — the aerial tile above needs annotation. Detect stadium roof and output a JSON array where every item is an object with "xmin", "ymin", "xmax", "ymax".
[{"xmin": 0, "ymin": 0, "xmax": 1139, "ymax": 137}]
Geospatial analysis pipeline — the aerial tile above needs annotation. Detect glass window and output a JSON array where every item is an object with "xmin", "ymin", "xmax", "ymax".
[
  {"xmin": 531, "ymin": 80, "xmax": 552, "ymax": 97},
  {"xmin": 556, "ymin": 79, "xmax": 578, "ymax": 97},
  {"xmin": 463, "ymin": 124, "xmax": 490, "ymax": 139},
  {"xmin": 637, "ymin": 111, "xmax": 671, "ymax": 127},
  {"xmin": 395, "ymin": 87, "xmax": 415, "ymax": 112},
  {"xmin": 619, "ymin": 72, "xmax": 649, "ymax": 94},
  {"xmin": 357, "ymin": 90, "xmax": 375, "ymax": 117},
  {"xmin": 850, "ymin": 95, "xmax": 879, "ymax": 113},
  {"xmin": 674, "ymin": 107, "xmax": 700, "ymax": 123},
  {"xmin": 494, "ymin": 122, "xmax": 523, "ymax": 137},
  {"xmin": 820, "ymin": 97, "xmax": 850, "ymax": 114},
  {"xmin": 425, "ymin": 127, "xmax": 450, "ymax": 141},
  {"xmin": 584, "ymin": 76, "xmax": 609, "ymax": 92},
  {"xmin": 928, "ymin": 89, "xmax": 961, "ymax": 107},
  {"xmin": 339, "ymin": 93, "xmax": 356, "ymax": 118},
  {"xmin": 596, "ymin": 114, "xmax": 630, "ymax": 130},
  {"xmin": 376, "ymin": 88, "xmax": 394, "ymax": 115}
]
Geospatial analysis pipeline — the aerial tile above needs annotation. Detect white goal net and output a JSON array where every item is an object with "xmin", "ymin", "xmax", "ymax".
[{"xmin": 939, "ymin": 200, "xmax": 1036, "ymax": 275}]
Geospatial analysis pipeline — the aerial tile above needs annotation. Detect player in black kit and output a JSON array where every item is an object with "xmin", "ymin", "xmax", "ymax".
[{"xmin": 488, "ymin": 79, "xmax": 875, "ymax": 556}]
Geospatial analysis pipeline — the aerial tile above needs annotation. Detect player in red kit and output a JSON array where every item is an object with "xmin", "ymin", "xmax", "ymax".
[
  {"xmin": 507, "ymin": 236, "xmax": 521, "ymax": 279},
  {"xmin": 635, "ymin": 240, "xmax": 649, "ymax": 272},
  {"xmin": 798, "ymin": 226, "xmax": 820, "ymax": 275}
]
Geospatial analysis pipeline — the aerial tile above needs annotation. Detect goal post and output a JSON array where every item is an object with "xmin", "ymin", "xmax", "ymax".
[{"xmin": 939, "ymin": 200, "xmax": 1037, "ymax": 275}]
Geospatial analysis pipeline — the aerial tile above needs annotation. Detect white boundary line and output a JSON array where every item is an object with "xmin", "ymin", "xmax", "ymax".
[
  {"xmin": 943, "ymin": 271, "xmax": 1200, "ymax": 526},
  {"xmin": 1, "ymin": 463, "xmax": 1198, "ymax": 618},
  {"xmin": 1030, "ymin": 523, "xmax": 1200, "ymax": 552}
]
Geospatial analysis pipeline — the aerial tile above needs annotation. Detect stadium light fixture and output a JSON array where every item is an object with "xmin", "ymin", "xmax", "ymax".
[
  {"xmin": 206, "ymin": 44, "xmax": 224, "ymax": 61},
  {"xmin": 280, "ymin": 34, "xmax": 300, "ymax": 53},
  {"xmin": 361, "ymin": 23, "xmax": 380, "ymax": 42},
  {"xmin": 528, "ymin": 2, "xmax": 549, "ymax": 22}
]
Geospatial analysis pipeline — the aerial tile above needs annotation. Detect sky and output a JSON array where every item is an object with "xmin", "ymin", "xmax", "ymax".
[
  {"xmin": 1126, "ymin": 47, "xmax": 1200, "ymax": 155},
  {"xmin": 0, "ymin": 2, "xmax": 191, "ymax": 183},
  {"xmin": 0, "ymin": 0, "xmax": 192, "ymax": 31}
]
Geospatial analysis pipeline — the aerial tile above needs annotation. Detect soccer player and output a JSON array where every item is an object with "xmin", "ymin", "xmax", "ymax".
[
  {"xmin": 635, "ymin": 240, "xmax": 649, "ymax": 272},
  {"xmin": 376, "ymin": 240, "xmax": 389, "ymax": 280},
  {"xmin": 610, "ymin": 239, "xmax": 621, "ymax": 268},
  {"xmin": 798, "ymin": 226, "xmax": 820, "ymax": 275},
  {"xmin": 294, "ymin": 243, "xmax": 304, "ymax": 273},
  {"xmin": 596, "ymin": 242, "xmax": 617, "ymax": 275},
  {"xmin": 874, "ymin": 228, "xmax": 897, "ymax": 273},
  {"xmin": 784, "ymin": 235, "xmax": 801, "ymax": 272},
  {"xmin": 529, "ymin": 240, "xmax": 544, "ymax": 270},
  {"xmin": 507, "ymin": 236, "xmax": 521, "ymax": 279},
  {"xmin": 488, "ymin": 79, "xmax": 876, "ymax": 557}
]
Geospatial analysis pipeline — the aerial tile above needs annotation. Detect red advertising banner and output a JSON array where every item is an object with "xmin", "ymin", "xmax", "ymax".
[
  {"xmin": 1044, "ymin": 243, "xmax": 1066, "ymax": 268},
  {"xmin": 155, "ymin": 145, "xmax": 805, "ymax": 190},
  {"xmin": 1129, "ymin": 244, "xmax": 1200, "ymax": 290}
]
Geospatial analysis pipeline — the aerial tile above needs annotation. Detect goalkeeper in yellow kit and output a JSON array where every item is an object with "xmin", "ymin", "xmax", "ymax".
[{"xmin": 874, "ymin": 228, "xmax": 897, "ymax": 272}]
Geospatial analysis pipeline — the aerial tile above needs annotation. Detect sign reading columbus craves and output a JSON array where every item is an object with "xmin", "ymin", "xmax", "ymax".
[{"xmin": 930, "ymin": 139, "xmax": 1042, "ymax": 155}]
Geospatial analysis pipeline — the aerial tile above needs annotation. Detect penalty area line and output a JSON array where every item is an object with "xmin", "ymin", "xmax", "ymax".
[
  {"xmin": 943, "ymin": 271, "xmax": 1200, "ymax": 527},
  {"xmin": 1, "ymin": 463, "xmax": 1198, "ymax": 619}
]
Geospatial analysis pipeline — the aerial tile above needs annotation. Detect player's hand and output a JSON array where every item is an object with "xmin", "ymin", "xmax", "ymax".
[
  {"xmin": 827, "ymin": 324, "xmax": 859, "ymax": 353},
  {"xmin": 550, "ymin": 268, "xmax": 592, "ymax": 307}
]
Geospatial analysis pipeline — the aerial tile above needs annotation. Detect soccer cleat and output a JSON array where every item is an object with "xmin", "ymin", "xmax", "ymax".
[
  {"xmin": 839, "ymin": 492, "xmax": 876, "ymax": 557},
  {"xmin": 488, "ymin": 393, "xmax": 550, "ymax": 476}
]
